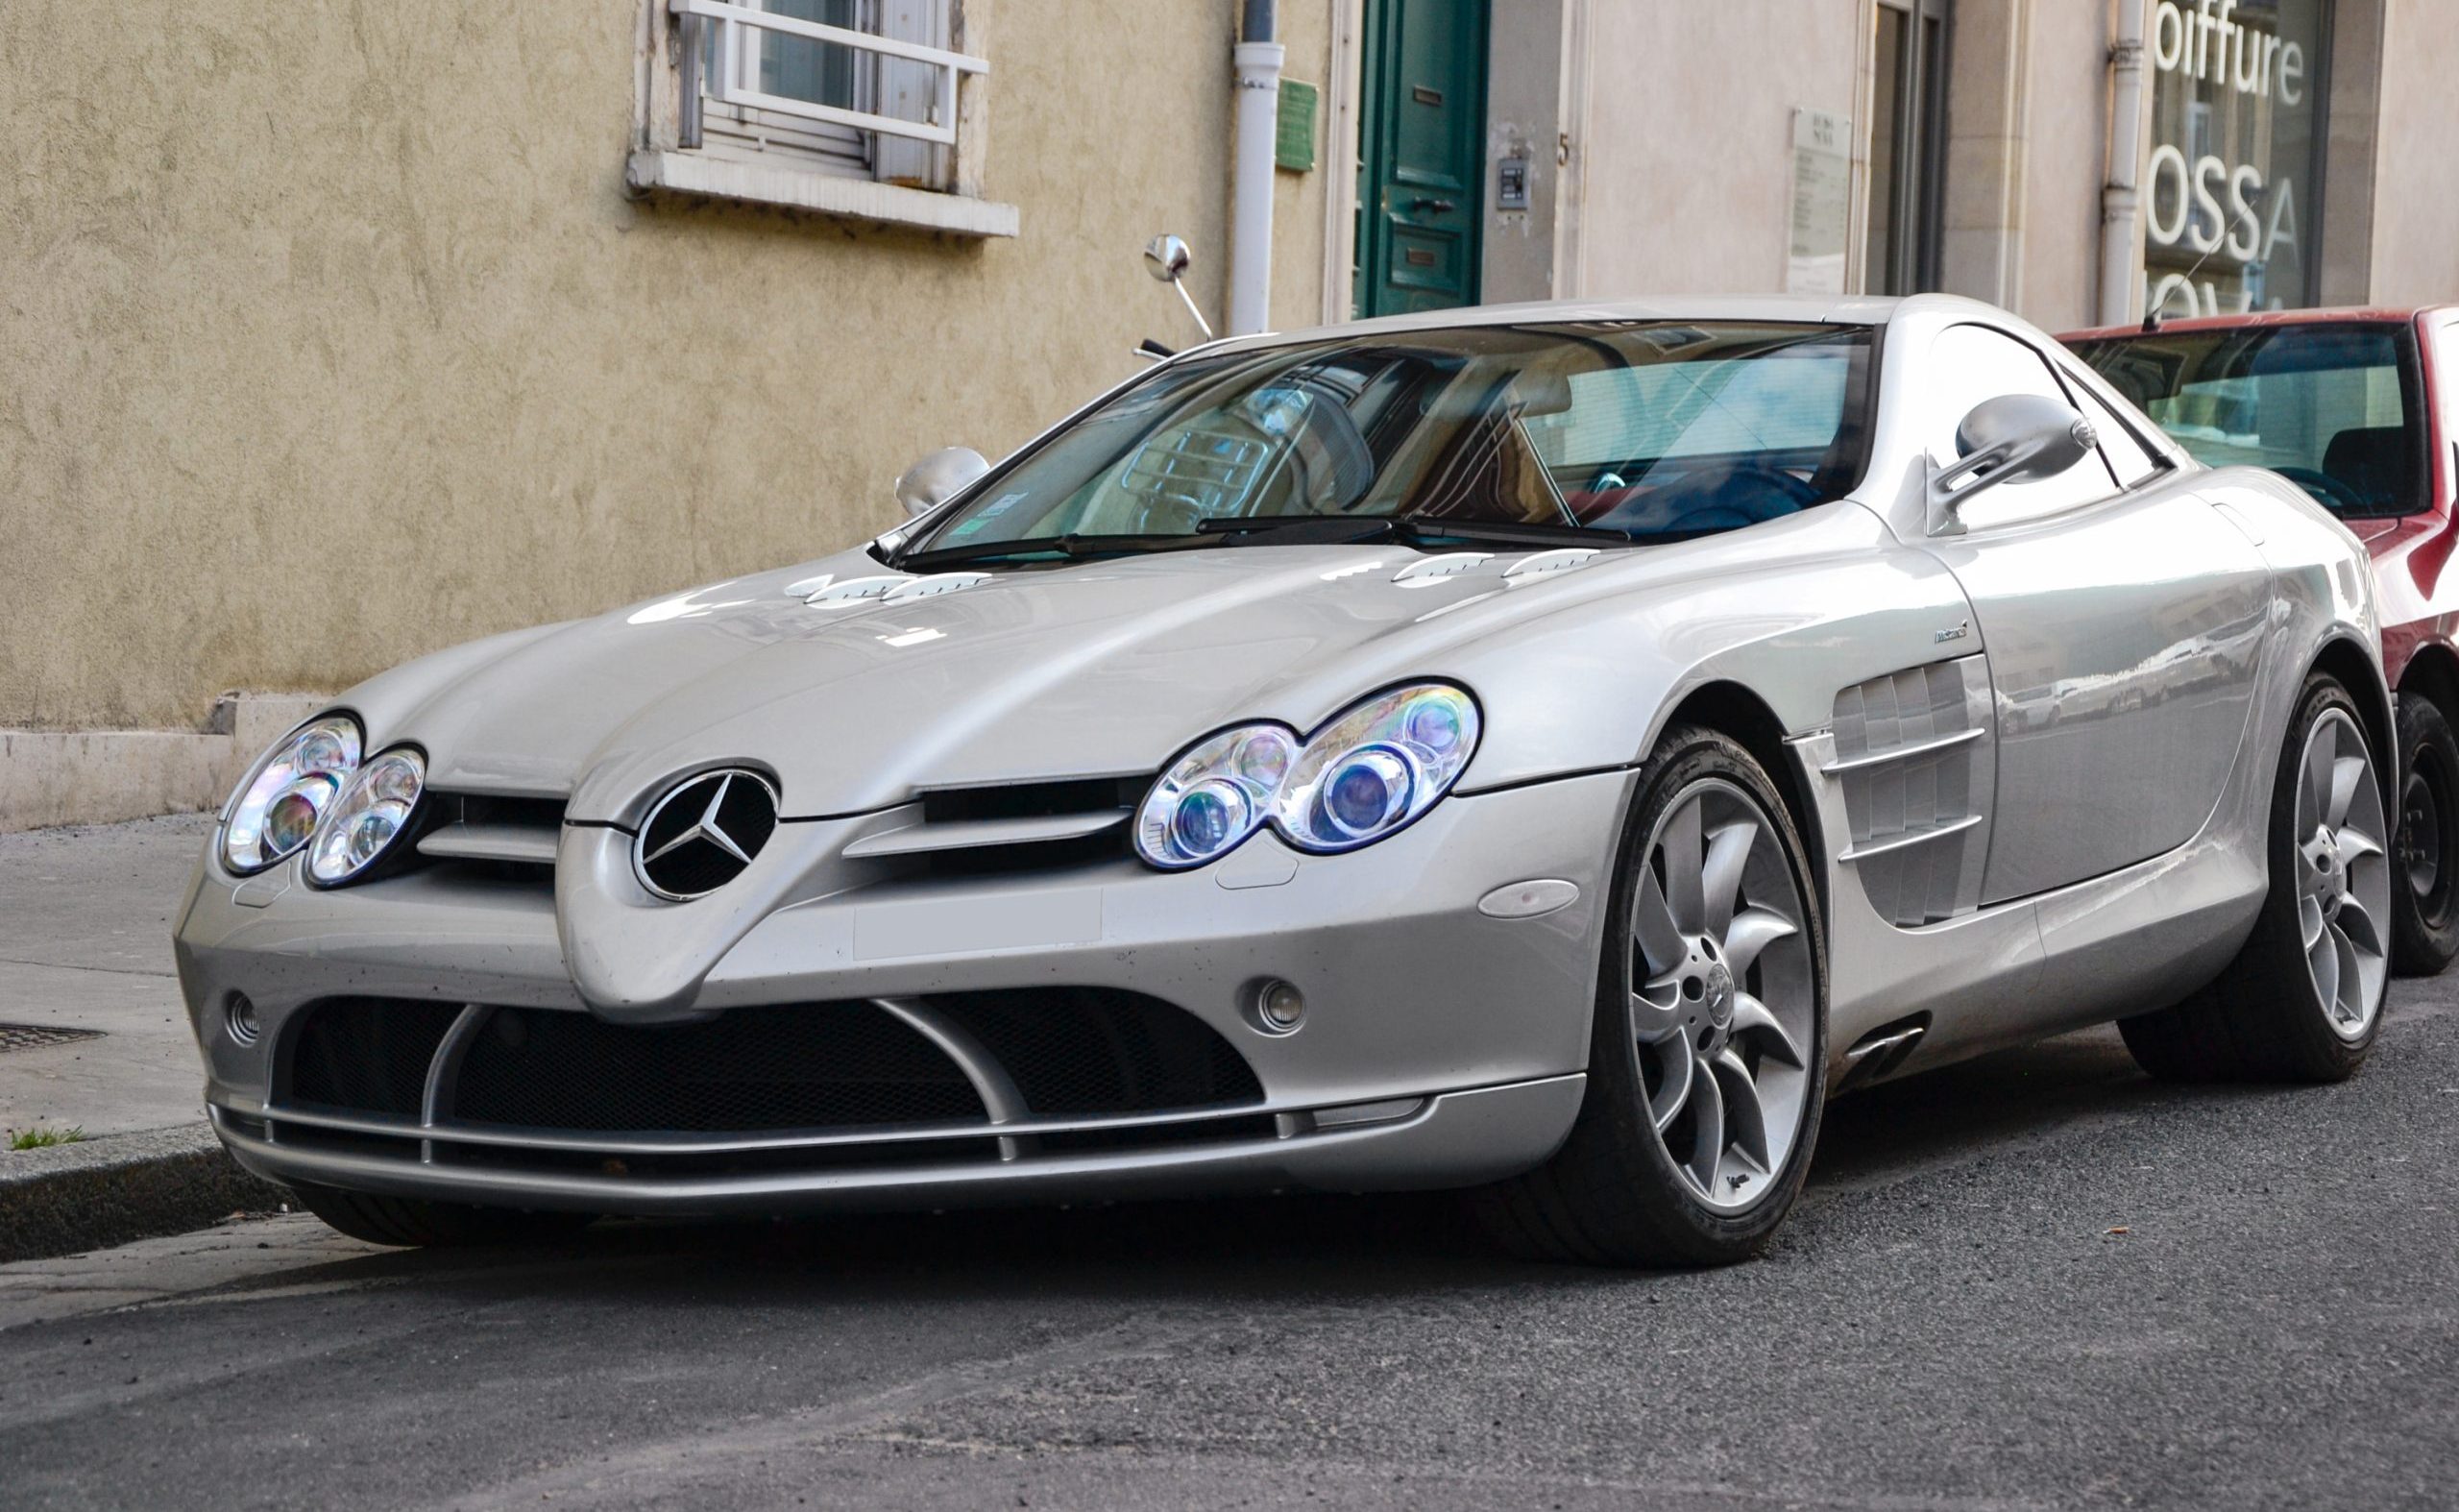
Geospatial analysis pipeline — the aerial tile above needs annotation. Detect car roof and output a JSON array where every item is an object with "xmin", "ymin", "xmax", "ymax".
[{"xmin": 2059, "ymin": 305, "xmax": 2459, "ymax": 343}]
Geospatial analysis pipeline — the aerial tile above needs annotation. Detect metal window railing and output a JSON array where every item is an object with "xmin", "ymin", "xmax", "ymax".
[{"xmin": 671, "ymin": 0, "xmax": 985, "ymax": 150}]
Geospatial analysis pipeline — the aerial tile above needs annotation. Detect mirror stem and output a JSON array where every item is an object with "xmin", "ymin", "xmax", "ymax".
[{"xmin": 1172, "ymin": 280, "xmax": 1215, "ymax": 342}]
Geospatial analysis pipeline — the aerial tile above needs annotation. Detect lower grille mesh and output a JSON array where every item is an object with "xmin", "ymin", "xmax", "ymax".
[
  {"xmin": 275, "ymin": 990, "xmax": 1266, "ymax": 1142},
  {"xmin": 451, "ymin": 1003, "xmax": 988, "ymax": 1134},
  {"xmin": 286, "ymin": 997, "xmax": 461, "ymax": 1117},
  {"xmin": 933, "ymin": 988, "xmax": 1264, "ymax": 1114}
]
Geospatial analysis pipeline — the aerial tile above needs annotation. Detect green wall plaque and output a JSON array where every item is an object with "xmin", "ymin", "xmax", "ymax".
[{"xmin": 1276, "ymin": 78, "xmax": 1318, "ymax": 172}]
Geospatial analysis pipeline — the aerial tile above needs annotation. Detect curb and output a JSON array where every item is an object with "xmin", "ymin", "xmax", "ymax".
[{"xmin": 0, "ymin": 1123, "xmax": 286, "ymax": 1263}]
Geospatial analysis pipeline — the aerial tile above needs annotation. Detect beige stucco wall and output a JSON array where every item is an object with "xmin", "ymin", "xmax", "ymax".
[
  {"xmin": 0, "ymin": 0, "xmax": 1332, "ymax": 732},
  {"xmin": 1569, "ymin": 0, "xmax": 1863, "ymax": 299},
  {"xmin": 2366, "ymin": 0, "xmax": 2459, "ymax": 306},
  {"xmin": 2009, "ymin": 0, "xmax": 2112, "ymax": 332}
]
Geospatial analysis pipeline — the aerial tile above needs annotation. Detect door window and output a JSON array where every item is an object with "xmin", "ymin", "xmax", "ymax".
[{"xmin": 1927, "ymin": 325, "xmax": 2120, "ymax": 528}]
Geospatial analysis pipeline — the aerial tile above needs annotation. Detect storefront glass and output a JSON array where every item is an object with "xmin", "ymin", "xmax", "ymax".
[{"xmin": 2143, "ymin": 0, "xmax": 2332, "ymax": 316}]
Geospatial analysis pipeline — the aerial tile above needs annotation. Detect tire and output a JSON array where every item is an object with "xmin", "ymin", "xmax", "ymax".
[
  {"xmin": 291, "ymin": 1183, "xmax": 596, "ymax": 1248},
  {"xmin": 1474, "ymin": 725, "xmax": 1828, "ymax": 1267},
  {"xmin": 2390, "ymin": 692, "xmax": 2459, "ymax": 976},
  {"xmin": 2119, "ymin": 672, "xmax": 2392, "ymax": 1084}
]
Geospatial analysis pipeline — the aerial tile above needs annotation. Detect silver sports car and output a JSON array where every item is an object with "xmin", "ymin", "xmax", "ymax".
[{"xmin": 177, "ymin": 294, "xmax": 2391, "ymax": 1265}]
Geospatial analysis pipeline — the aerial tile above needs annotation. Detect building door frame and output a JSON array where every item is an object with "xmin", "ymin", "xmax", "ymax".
[{"xmin": 1867, "ymin": 0, "xmax": 1951, "ymax": 295}]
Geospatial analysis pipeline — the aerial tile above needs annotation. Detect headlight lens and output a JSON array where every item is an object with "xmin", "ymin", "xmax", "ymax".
[
  {"xmin": 1274, "ymin": 684, "xmax": 1481, "ymax": 853},
  {"xmin": 222, "ymin": 716, "xmax": 362, "ymax": 874},
  {"xmin": 305, "ymin": 747, "xmax": 426, "ymax": 886},
  {"xmin": 1132, "ymin": 684, "xmax": 1481, "ymax": 867},
  {"xmin": 1135, "ymin": 725, "xmax": 1300, "ymax": 868}
]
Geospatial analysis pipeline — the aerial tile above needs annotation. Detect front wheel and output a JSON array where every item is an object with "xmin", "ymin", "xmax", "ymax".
[
  {"xmin": 2120, "ymin": 673, "xmax": 2391, "ymax": 1083},
  {"xmin": 1476, "ymin": 726, "xmax": 1827, "ymax": 1267}
]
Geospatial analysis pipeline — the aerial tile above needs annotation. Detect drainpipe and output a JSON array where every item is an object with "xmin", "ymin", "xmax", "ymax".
[
  {"xmin": 2099, "ymin": 0, "xmax": 2150, "ymax": 326},
  {"xmin": 1230, "ymin": 0, "xmax": 1283, "ymax": 335}
]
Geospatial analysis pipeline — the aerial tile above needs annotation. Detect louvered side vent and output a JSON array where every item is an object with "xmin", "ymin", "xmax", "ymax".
[{"xmin": 1827, "ymin": 655, "xmax": 1993, "ymax": 927}]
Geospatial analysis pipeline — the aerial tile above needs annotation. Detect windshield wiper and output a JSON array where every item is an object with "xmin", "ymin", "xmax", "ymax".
[
  {"xmin": 893, "ymin": 532, "xmax": 1201, "ymax": 572},
  {"xmin": 1194, "ymin": 516, "xmax": 1401, "ymax": 546},
  {"xmin": 1388, "ymin": 515, "xmax": 1635, "ymax": 549},
  {"xmin": 897, "ymin": 513, "xmax": 1637, "ymax": 573}
]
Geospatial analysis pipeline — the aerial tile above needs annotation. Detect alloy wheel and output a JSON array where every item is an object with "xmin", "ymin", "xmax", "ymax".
[
  {"xmin": 2296, "ymin": 709, "xmax": 2392, "ymax": 1039},
  {"xmin": 1626, "ymin": 778, "xmax": 1816, "ymax": 1213}
]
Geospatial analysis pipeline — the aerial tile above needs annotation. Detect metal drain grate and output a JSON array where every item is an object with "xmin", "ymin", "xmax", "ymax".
[{"xmin": 0, "ymin": 1023, "xmax": 105, "ymax": 1054}]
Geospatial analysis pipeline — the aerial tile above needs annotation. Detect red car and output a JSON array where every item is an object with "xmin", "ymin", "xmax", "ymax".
[{"xmin": 2065, "ymin": 307, "xmax": 2459, "ymax": 975}]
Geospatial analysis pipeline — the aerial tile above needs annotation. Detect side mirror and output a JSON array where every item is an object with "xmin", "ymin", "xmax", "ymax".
[
  {"xmin": 1927, "ymin": 394, "xmax": 2098, "ymax": 535},
  {"xmin": 1142, "ymin": 232, "xmax": 1214, "ymax": 341},
  {"xmin": 894, "ymin": 446, "xmax": 988, "ymax": 519},
  {"xmin": 1144, "ymin": 233, "xmax": 1192, "ymax": 283}
]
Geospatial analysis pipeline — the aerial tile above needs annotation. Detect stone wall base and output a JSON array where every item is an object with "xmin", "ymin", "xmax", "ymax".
[{"xmin": 0, "ymin": 693, "xmax": 331, "ymax": 833}]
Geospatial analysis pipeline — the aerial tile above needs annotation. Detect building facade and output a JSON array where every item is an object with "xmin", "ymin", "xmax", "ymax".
[{"xmin": 4, "ymin": 0, "xmax": 2453, "ymax": 826}]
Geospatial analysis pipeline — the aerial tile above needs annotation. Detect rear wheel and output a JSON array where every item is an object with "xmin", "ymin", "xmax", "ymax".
[
  {"xmin": 2390, "ymin": 692, "xmax": 2459, "ymax": 976},
  {"xmin": 1477, "ymin": 726, "xmax": 1826, "ymax": 1267},
  {"xmin": 2120, "ymin": 673, "xmax": 2390, "ymax": 1083},
  {"xmin": 291, "ymin": 1183, "xmax": 596, "ymax": 1248}
]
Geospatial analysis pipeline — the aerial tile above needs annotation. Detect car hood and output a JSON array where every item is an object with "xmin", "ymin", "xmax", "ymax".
[{"xmin": 368, "ymin": 543, "xmax": 1590, "ymax": 824}]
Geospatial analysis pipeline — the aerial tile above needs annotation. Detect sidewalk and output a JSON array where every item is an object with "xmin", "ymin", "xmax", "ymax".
[
  {"xmin": 0, "ymin": 814, "xmax": 215, "ymax": 1139},
  {"xmin": 0, "ymin": 814, "xmax": 280, "ymax": 1259}
]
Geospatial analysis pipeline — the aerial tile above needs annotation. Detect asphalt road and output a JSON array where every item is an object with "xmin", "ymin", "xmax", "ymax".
[{"xmin": 4, "ymin": 991, "xmax": 2456, "ymax": 1510}]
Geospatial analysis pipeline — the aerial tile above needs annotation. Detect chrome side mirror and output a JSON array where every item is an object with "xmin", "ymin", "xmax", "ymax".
[
  {"xmin": 1144, "ymin": 233, "xmax": 1192, "ymax": 283},
  {"xmin": 1927, "ymin": 394, "xmax": 2098, "ymax": 536},
  {"xmin": 1142, "ymin": 232, "xmax": 1214, "ymax": 341},
  {"xmin": 894, "ymin": 446, "xmax": 988, "ymax": 519}
]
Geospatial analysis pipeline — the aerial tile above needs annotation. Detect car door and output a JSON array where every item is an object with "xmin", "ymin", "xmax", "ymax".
[{"xmin": 1916, "ymin": 323, "xmax": 2274, "ymax": 905}]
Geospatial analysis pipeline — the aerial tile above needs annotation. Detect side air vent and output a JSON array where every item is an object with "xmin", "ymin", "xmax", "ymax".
[
  {"xmin": 832, "ymin": 777, "xmax": 1144, "ymax": 879},
  {"xmin": 1825, "ymin": 655, "xmax": 1993, "ymax": 927},
  {"xmin": 416, "ymin": 793, "xmax": 566, "ymax": 879}
]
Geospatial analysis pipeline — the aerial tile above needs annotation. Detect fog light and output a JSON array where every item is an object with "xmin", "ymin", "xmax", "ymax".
[
  {"xmin": 1253, "ymin": 979, "xmax": 1306, "ymax": 1035},
  {"xmin": 224, "ymin": 993, "xmax": 260, "ymax": 1046}
]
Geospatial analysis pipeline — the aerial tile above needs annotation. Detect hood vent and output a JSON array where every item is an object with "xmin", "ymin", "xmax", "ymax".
[
  {"xmin": 1392, "ymin": 552, "xmax": 1494, "ymax": 586},
  {"xmin": 1502, "ymin": 548, "xmax": 1601, "ymax": 582},
  {"xmin": 796, "ymin": 572, "xmax": 991, "ymax": 607},
  {"xmin": 804, "ymin": 574, "xmax": 910, "ymax": 606}
]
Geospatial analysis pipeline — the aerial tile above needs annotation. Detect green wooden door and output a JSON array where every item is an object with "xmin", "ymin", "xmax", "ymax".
[{"xmin": 1352, "ymin": 0, "xmax": 1488, "ymax": 319}]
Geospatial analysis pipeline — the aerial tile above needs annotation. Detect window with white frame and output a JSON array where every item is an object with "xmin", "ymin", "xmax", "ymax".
[{"xmin": 670, "ymin": 0, "xmax": 982, "ymax": 195}]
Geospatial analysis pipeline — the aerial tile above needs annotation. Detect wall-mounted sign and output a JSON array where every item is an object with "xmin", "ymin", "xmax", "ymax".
[
  {"xmin": 1277, "ymin": 78, "xmax": 1318, "ymax": 173},
  {"xmin": 1788, "ymin": 109, "xmax": 1851, "ymax": 295},
  {"xmin": 2142, "ymin": 0, "xmax": 2329, "ymax": 315}
]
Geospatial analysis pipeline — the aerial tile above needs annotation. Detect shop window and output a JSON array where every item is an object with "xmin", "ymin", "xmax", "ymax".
[
  {"xmin": 1865, "ymin": 0, "xmax": 1949, "ymax": 296},
  {"xmin": 2142, "ymin": 0, "xmax": 2332, "ymax": 314}
]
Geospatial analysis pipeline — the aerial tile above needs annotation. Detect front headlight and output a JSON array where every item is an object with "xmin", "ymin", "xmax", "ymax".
[
  {"xmin": 1273, "ymin": 684, "xmax": 1480, "ymax": 852},
  {"xmin": 1135, "ymin": 724, "xmax": 1300, "ymax": 869},
  {"xmin": 222, "ymin": 716, "xmax": 362, "ymax": 874},
  {"xmin": 1132, "ymin": 683, "xmax": 1480, "ymax": 867},
  {"xmin": 305, "ymin": 747, "xmax": 426, "ymax": 886}
]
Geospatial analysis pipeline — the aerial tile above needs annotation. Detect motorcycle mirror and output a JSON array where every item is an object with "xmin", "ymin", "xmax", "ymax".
[
  {"xmin": 1142, "ymin": 234, "xmax": 1214, "ymax": 342},
  {"xmin": 894, "ymin": 446, "xmax": 989, "ymax": 519},
  {"xmin": 1144, "ymin": 234, "xmax": 1193, "ymax": 284}
]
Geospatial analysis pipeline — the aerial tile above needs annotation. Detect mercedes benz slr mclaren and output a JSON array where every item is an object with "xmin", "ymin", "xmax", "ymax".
[{"xmin": 177, "ymin": 294, "xmax": 2392, "ymax": 1265}]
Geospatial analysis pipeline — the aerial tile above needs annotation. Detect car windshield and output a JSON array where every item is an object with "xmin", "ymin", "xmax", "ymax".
[
  {"xmin": 901, "ymin": 321, "xmax": 1873, "ymax": 566},
  {"xmin": 2070, "ymin": 323, "xmax": 2422, "ymax": 518}
]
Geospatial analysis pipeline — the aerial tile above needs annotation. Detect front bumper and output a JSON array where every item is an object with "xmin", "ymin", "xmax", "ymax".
[{"xmin": 175, "ymin": 769, "xmax": 1629, "ymax": 1214}]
